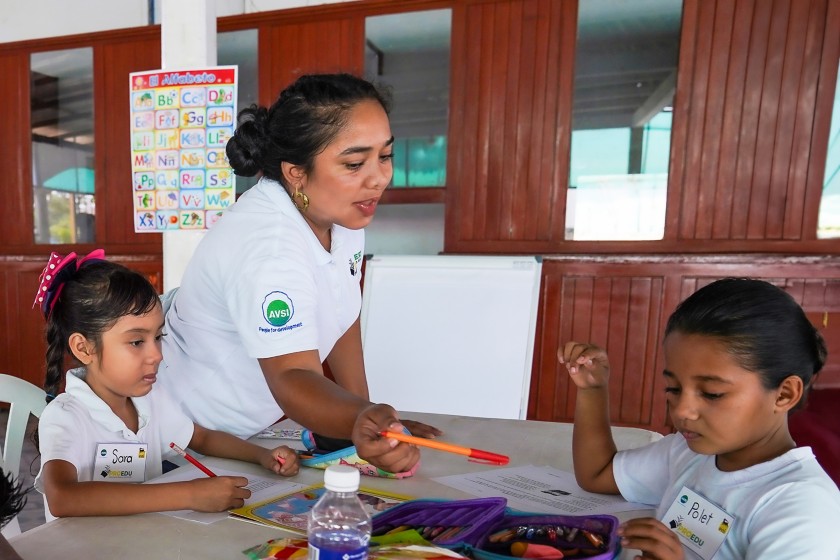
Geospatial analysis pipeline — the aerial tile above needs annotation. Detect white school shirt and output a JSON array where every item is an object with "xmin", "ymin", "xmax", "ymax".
[
  {"xmin": 35, "ymin": 368, "xmax": 194, "ymax": 517},
  {"xmin": 159, "ymin": 177, "xmax": 365, "ymax": 438},
  {"xmin": 613, "ymin": 433, "xmax": 840, "ymax": 559}
]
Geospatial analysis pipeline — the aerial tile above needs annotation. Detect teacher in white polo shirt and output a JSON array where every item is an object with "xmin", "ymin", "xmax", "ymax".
[{"xmin": 158, "ymin": 73, "xmax": 439, "ymax": 475}]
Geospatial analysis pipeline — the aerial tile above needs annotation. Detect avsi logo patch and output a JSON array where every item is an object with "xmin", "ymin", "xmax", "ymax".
[{"xmin": 262, "ymin": 291, "xmax": 294, "ymax": 327}]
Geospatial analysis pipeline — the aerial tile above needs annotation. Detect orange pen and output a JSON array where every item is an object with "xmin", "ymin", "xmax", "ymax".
[{"xmin": 380, "ymin": 431, "xmax": 509, "ymax": 465}]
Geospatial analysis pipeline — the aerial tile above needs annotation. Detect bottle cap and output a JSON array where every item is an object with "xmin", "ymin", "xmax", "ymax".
[{"xmin": 323, "ymin": 464, "xmax": 361, "ymax": 492}]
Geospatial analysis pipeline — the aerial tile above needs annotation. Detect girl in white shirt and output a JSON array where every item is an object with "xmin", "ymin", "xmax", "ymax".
[
  {"xmin": 33, "ymin": 251, "xmax": 299, "ymax": 517},
  {"xmin": 560, "ymin": 278, "xmax": 840, "ymax": 559}
]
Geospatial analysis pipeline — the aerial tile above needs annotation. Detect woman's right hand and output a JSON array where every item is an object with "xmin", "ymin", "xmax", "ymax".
[
  {"xmin": 189, "ymin": 476, "xmax": 251, "ymax": 512},
  {"xmin": 558, "ymin": 341, "xmax": 610, "ymax": 390},
  {"xmin": 351, "ymin": 403, "xmax": 420, "ymax": 474}
]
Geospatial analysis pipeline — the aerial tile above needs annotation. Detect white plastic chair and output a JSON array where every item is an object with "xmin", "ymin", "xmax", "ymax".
[{"xmin": 0, "ymin": 374, "xmax": 47, "ymax": 538}]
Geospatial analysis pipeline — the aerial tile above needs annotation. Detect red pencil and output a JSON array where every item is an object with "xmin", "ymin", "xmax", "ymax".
[{"xmin": 169, "ymin": 442, "xmax": 217, "ymax": 477}]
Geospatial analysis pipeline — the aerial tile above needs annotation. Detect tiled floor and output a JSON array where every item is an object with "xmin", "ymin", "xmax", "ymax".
[{"xmin": 0, "ymin": 410, "xmax": 46, "ymax": 533}]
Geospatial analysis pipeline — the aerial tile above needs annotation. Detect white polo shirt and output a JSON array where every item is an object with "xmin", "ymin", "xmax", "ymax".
[
  {"xmin": 613, "ymin": 433, "xmax": 840, "ymax": 559},
  {"xmin": 159, "ymin": 177, "xmax": 365, "ymax": 438},
  {"xmin": 35, "ymin": 368, "xmax": 194, "ymax": 502}
]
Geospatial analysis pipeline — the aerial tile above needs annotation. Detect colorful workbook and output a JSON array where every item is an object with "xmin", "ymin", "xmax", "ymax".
[{"xmin": 229, "ymin": 483, "xmax": 410, "ymax": 533}]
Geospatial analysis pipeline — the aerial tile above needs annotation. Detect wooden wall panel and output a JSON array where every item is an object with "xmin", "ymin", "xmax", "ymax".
[
  {"xmin": 96, "ymin": 35, "xmax": 162, "ymax": 251},
  {"xmin": 0, "ymin": 261, "xmax": 47, "ymax": 388},
  {"xmin": 530, "ymin": 268, "xmax": 667, "ymax": 430},
  {"xmin": 444, "ymin": 0, "xmax": 839, "ymax": 255},
  {"xmin": 446, "ymin": 0, "xmax": 575, "ymax": 251},
  {"xmin": 261, "ymin": 17, "xmax": 364, "ymax": 103},
  {"xmin": 0, "ymin": 52, "xmax": 29, "ymax": 250},
  {"xmin": 670, "ymin": 0, "xmax": 830, "ymax": 242},
  {"xmin": 529, "ymin": 256, "xmax": 840, "ymax": 434}
]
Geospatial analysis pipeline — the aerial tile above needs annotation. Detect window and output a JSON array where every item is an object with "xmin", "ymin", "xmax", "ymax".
[
  {"xmin": 31, "ymin": 48, "xmax": 95, "ymax": 244},
  {"xmin": 364, "ymin": 9, "xmax": 451, "ymax": 188},
  {"xmin": 818, "ymin": 61, "xmax": 840, "ymax": 239},
  {"xmin": 565, "ymin": 0, "xmax": 683, "ymax": 240},
  {"xmin": 218, "ymin": 29, "xmax": 259, "ymax": 195}
]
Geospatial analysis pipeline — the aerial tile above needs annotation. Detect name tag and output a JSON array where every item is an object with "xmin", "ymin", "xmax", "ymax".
[
  {"xmin": 661, "ymin": 485, "xmax": 733, "ymax": 560},
  {"xmin": 94, "ymin": 443, "xmax": 148, "ymax": 483}
]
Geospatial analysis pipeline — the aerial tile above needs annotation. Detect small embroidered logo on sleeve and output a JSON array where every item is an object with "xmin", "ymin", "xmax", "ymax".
[{"xmin": 349, "ymin": 251, "xmax": 362, "ymax": 276}]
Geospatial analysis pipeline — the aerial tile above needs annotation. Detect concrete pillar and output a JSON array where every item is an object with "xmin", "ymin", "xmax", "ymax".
[{"xmin": 160, "ymin": 0, "xmax": 217, "ymax": 291}]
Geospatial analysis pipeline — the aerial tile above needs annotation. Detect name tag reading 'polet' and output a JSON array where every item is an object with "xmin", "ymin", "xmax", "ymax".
[
  {"xmin": 93, "ymin": 443, "xmax": 148, "ymax": 483},
  {"xmin": 661, "ymin": 485, "xmax": 733, "ymax": 560}
]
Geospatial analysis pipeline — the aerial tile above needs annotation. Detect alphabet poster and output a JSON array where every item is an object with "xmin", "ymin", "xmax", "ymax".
[{"xmin": 128, "ymin": 66, "xmax": 238, "ymax": 233}]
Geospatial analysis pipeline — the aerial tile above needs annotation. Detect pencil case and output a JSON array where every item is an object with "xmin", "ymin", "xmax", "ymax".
[
  {"xmin": 371, "ymin": 497, "xmax": 620, "ymax": 560},
  {"xmin": 299, "ymin": 429, "xmax": 420, "ymax": 479}
]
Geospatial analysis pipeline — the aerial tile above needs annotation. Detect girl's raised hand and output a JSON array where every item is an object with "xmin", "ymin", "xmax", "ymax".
[
  {"xmin": 618, "ymin": 518, "xmax": 685, "ymax": 560},
  {"xmin": 263, "ymin": 446, "xmax": 300, "ymax": 476},
  {"xmin": 558, "ymin": 341, "xmax": 610, "ymax": 389},
  {"xmin": 189, "ymin": 476, "xmax": 251, "ymax": 512}
]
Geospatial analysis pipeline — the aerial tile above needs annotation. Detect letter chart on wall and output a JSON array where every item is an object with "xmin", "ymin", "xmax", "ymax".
[{"xmin": 129, "ymin": 66, "xmax": 238, "ymax": 233}]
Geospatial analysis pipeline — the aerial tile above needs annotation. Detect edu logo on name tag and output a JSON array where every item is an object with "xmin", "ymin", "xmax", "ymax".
[{"xmin": 661, "ymin": 486, "xmax": 733, "ymax": 560}]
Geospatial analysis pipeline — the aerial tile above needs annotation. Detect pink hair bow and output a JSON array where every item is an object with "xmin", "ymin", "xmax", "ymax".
[{"xmin": 32, "ymin": 249, "xmax": 106, "ymax": 318}]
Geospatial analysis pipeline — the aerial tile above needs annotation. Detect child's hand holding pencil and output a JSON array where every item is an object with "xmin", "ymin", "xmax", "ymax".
[
  {"xmin": 262, "ymin": 446, "xmax": 300, "ymax": 476},
  {"xmin": 187, "ymin": 476, "xmax": 252, "ymax": 512}
]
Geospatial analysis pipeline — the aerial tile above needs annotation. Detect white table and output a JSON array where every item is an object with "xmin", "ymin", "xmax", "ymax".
[{"xmin": 9, "ymin": 412, "xmax": 659, "ymax": 559}]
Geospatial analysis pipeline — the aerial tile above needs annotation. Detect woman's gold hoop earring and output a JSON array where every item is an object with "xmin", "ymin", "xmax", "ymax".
[{"xmin": 293, "ymin": 188, "xmax": 309, "ymax": 211}]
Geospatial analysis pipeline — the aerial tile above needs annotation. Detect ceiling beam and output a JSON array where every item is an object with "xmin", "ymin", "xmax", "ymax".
[{"xmin": 631, "ymin": 70, "xmax": 676, "ymax": 127}]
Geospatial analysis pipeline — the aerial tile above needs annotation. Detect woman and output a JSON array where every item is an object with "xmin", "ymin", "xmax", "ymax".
[{"xmin": 158, "ymin": 73, "xmax": 438, "ymax": 474}]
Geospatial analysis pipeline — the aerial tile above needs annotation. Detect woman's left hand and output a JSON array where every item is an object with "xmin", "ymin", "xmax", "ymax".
[
  {"xmin": 352, "ymin": 403, "xmax": 420, "ymax": 474},
  {"xmin": 619, "ymin": 518, "xmax": 685, "ymax": 560},
  {"xmin": 400, "ymin": 419, "xmax": 443, "ymax": 439}
]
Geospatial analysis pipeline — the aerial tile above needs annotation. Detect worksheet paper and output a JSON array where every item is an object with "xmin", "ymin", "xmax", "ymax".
[
  {"xmin": 433, "ymin": 465, "xmax": 649, "ymax": 515},
  {"xmin": 145, "ymin": 465, "xmax": 306, "ymax": 524}
]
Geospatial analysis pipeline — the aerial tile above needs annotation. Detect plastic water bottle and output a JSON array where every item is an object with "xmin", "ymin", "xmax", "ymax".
[{"xmin": 308, "ymin": 465, "xmax": 371, "ymax": 560}]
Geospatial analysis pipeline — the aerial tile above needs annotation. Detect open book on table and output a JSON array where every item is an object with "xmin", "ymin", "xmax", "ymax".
[{"xmin": 229, "ymin": 483, "xmax": 411, "ymax": 533}]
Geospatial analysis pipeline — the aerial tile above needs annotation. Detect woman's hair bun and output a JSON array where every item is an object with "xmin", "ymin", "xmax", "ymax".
[{"xmin": 226, "ymin": 104, "xmax": 269, "ymax": 177}]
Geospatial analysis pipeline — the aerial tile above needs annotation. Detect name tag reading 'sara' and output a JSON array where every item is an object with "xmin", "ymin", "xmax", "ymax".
[{"xmin": 94, "ymin": 442, "xmax": 148, "ymax": 483}]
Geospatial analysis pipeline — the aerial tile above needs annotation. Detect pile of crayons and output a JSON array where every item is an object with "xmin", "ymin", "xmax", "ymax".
[
  {"xmin": 485, "ymin": 524, "xmax": 607, "ymax": 559},
  {"xmin": 372, "ymin": 524, "xmax": 471, "ymax": 544},
  {"xmin": 372, "ymin": 522, "xmax": 609, "ymax": 558}
]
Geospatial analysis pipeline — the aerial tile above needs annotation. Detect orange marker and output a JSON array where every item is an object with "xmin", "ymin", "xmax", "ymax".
[
  {"xmin": 511, "ymin": 542, "xmax": 565, "ymax": 559},
  {"xmin": 380, "ymin": 431, "xmax": 509, "ymax": 465}
]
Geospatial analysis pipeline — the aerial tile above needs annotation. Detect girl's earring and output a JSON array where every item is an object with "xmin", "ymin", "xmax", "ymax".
[{"xmin": 293, "ymin": 186, "xmax": 309, "ymax": 211}]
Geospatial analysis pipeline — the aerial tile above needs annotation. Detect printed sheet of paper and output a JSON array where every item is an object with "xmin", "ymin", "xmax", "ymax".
[
  {"xmin": 256, "ymin": 427, "xmax": 303, "ymax": 440},
  {"xmin": 145, "ymin": 464, "xmax": 306, "ymax": 524},
  {"xmin": 433, "ymin": 465, "xmax": 649, "ymax": 515}
]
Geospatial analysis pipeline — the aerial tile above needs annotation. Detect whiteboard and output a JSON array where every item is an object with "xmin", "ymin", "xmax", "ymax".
[{"xmin": 360, "ymin": 255, "xmax": 542, "ymax": 419}]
